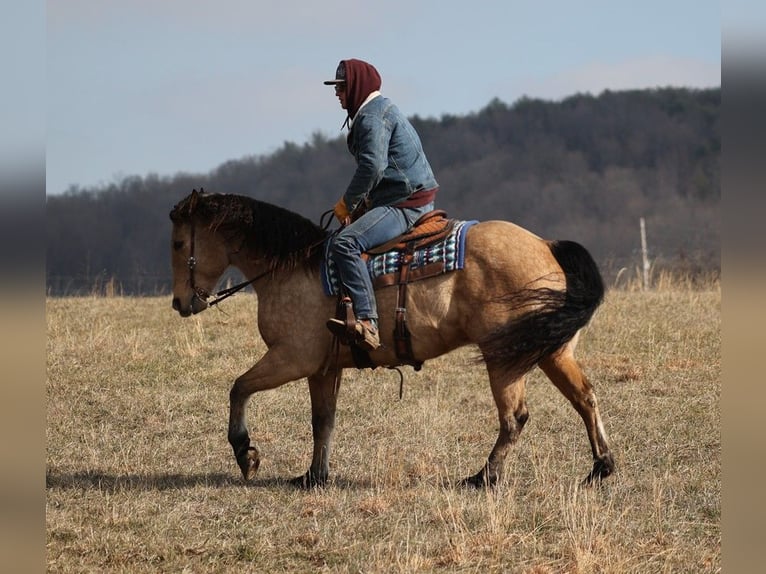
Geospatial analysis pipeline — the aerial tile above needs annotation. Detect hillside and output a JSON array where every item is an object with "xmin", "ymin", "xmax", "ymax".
[{"xmin": 46, "ymin": 87, "xmax": 719, "ymax": 295}]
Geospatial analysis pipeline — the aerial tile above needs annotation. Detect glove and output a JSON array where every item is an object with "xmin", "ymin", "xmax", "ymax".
[{"xmin": 333, "ymin": 197, "xmax": 351, "ymax": 225}]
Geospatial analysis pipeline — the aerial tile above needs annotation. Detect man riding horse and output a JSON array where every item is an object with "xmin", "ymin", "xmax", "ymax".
[
  {"xmin": 324, "ymin": 59, "xmax": 440, "ymax": 351},
  {"xmin": 168, "ymin": 61, "xmax": 614, "ymax": 488}
]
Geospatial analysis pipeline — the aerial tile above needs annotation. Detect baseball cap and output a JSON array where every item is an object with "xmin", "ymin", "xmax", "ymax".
[{"xmin": 323, "ymin": 61, "xmax": 346, "ymax": 85}]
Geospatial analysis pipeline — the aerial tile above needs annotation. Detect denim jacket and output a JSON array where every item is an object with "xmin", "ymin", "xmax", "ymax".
[{"xmin": 344, "ymin": 95, "xmax": 438, "ymax": 212}]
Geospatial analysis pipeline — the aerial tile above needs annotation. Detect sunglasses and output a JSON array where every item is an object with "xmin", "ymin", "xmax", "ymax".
[{"xmin": 334, "ymin": 82, "xmax": 346, "ymax": 93}]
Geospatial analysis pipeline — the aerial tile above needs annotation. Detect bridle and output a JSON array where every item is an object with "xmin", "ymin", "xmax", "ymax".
[
  {"xmin": 184, "ymin": 205, "xmax": 336, "ymax": 309},
  {"xmin": 186, "ymin": 211, "xmax": 209, "ymax": 303},
  {"xmin": 185, "ymin": 209, "xmax": 271, "ymax": 309}
]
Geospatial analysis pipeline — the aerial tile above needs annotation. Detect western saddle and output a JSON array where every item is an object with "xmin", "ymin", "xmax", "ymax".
[{"xmin": 334, "ymin": 209, "xmax": 456, "ymax": 370}]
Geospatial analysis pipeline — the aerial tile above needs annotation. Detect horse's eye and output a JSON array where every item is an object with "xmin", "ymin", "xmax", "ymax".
[{"xmin": 173, "ymin": 240, "xmax": 184, "ymax": 251}]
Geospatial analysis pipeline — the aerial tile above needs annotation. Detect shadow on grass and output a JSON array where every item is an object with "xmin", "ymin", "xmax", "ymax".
[
  {"xmin": 44, "ymin": 470, "xmax": 319, "ymax": 492},
  {"xmin": 45, "ymin": 470, "xmax": 385, "ymax": 492}
]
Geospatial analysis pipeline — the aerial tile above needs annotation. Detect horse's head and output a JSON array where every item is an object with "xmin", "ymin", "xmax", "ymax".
[{"xmin": 169, "ymin": 189, "xmax": 230, "ymax": 317}]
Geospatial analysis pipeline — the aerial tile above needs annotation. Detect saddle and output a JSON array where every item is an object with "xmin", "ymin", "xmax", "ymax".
[
  {"xmin": 364, "ymin": 209, "xmax": 454, "ymax": 256},
  {"xmin": 332, "ymin": 209, "xmax": 456, "ymax": 371}
]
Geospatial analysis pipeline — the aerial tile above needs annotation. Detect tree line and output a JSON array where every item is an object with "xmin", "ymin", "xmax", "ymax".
[{"xmin": 46, "ymin": 87, "xmax": 719, "ymax": 295}]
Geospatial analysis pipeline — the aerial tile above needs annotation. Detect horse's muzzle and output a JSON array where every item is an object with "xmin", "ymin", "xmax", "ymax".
[{"xmin": 172, "ymin": 295, "xmax": 208, "ymax": 317}]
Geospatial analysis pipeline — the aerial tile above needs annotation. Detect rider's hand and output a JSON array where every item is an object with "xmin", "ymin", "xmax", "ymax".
[{"xmin": 333, "ymin": 198, "xmax": 351, "ymax": 225}]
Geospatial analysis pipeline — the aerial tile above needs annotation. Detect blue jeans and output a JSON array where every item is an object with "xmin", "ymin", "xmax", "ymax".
[{"xmin": 329, "ymin": 202, "xmax": 434, "ymax": 320}]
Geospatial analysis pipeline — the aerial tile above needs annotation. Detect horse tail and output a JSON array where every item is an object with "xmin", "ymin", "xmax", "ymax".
[{"xmin": 480, "ymin": 240, "xmax": 604, "ymax": 378}]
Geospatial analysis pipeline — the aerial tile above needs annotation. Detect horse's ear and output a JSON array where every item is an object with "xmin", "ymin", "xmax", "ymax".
[
  {"xmin": 169, "ymin": 196, "xmax": 186, "ymax": 222},
  {"xmin": 188, "ymin": 188, "xmax": 200, "ymax": 215}
]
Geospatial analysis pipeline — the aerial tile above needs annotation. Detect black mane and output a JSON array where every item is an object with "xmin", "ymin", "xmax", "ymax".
[{"xmin": 171, "ymin": 191, "xmax": 329, "ymax": 272}]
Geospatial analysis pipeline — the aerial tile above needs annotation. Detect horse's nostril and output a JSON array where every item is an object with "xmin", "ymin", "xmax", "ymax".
[{"xmin": 172, "ymin": 297, "xmax": 180, "ymax": 311}]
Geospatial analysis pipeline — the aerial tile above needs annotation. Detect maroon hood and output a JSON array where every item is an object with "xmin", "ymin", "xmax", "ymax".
[{"xmin": 342, "ymin": 59, "xmax": 382, "ymax": 120}]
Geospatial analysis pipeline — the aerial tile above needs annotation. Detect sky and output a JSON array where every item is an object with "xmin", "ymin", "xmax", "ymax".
[{"xmin": 45, "ymin": 0, "xmax": 724, "ymax": 196}]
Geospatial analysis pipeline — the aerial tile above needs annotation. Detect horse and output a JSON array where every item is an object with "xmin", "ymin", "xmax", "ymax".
[{"xmin": 169, "ymin": 189, "xmax": 615, "ymax": 488}]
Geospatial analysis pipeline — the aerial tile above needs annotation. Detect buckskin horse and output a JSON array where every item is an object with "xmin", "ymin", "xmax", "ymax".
[{"xmin": 169, "ymin": 189, "xmax": 614, "ymax": 487}]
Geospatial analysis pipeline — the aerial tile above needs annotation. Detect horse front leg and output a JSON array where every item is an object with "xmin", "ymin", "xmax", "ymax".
[
  {"xmin": 462, "ymin": 370, "xmax": 529, "ymax": 488},
  {"xmin": 291, "ymin": 369, "xmax": 342, "ymax": 488},
  {"xmin": 538, "ymin": 345, "xmax": 615, "ymax": 485},
  {"xmin": 228, "ymin": 347, "xmax": 312, "ymax": 481}
]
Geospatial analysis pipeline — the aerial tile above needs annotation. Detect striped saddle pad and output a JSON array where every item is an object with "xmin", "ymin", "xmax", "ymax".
[{"xmin": 320, "ymin": 219, "xmax": 478, "ymax": 296}]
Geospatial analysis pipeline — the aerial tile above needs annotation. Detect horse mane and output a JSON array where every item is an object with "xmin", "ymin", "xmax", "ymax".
[{"xmin": 170, "ymin": 190, "xmax": 329, "ymax": 272}]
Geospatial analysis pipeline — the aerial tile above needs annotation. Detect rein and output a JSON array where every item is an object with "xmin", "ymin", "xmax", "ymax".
[{"xmin": 206, "ymin": 270, "xmax": 273, "ymax": 308}]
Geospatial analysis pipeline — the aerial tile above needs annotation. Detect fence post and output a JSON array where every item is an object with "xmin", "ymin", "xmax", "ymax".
[{"xmin": 640, "ymin": 217, "xmax": 650, "ymax": 290}]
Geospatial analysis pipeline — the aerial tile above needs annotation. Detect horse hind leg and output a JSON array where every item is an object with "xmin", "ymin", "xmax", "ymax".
[
  {"xmin": 290, "ymin": 370, "xmax": 342, "ymax": 489},
  {"xmin": 538, "ymin": 341, "xmax": 615, "ymax": 484},
  {"xmin": 462, "ymin": 368, "xmax": 529, "ymax": 488}
]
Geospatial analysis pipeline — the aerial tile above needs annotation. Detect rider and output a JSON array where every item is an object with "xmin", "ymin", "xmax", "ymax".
[{"xmin": 324, "ymin": 58, "xmax": 439, "ymax": 351}]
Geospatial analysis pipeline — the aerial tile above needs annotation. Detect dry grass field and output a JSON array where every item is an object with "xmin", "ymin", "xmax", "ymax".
[{"xmin": 46, "ymin": 280, "xmax": 720, "ymax": 573}]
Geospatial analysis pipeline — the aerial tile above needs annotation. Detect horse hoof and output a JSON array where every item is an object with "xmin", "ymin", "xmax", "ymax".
[
  {"xmin": 290, "ymin": 470, "xmax": 327, "ymax": 489},
  {"xmin": 459, "ymin": 476, "xmax": 482, "ymax": 489},
  {"xmin": 237, "ymin": 447, "xmax": 261, "ymax": 482},
  {"xmin": 582, "ymin": 455, "xmax": 615, "ymax": 486},
  {"xmin": 459, "ymin": 471, "xmax": 496, "ymax": 489}
]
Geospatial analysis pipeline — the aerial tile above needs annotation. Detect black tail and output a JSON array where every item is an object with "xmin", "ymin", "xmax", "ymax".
[{"xmin": 480, "ymin": 240, "xmax": 604, "ymax": 377}]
